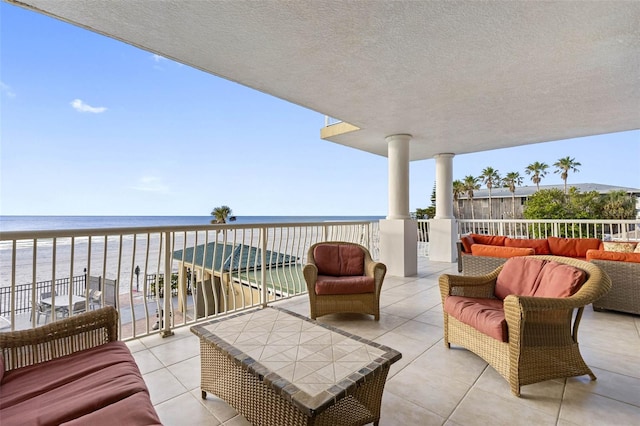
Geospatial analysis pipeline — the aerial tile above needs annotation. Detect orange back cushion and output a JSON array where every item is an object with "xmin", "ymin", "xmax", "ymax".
[
  {"xmin": 534, "ymin": 261, "xmax": 586, "ymax": 298},
  {"xmin": 547, "ymin": 237, "xmax": 602, "ymax": 258},
  {"xmin": 495, "ymin": 257, "xmax": 546, "ymax": 299},
  {"xmin": 504, "ymin": 237, "xmax": 551, "ymax": 255},
  {"xmin": 471, "ymin": 234, "xmax": 506, "ymax": 246},
  {"xmin": 313, "ymin": 244, "xmax": 365, "ymax": 276}
]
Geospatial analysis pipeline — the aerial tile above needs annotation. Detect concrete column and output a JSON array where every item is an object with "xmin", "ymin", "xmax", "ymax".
[
  {"xmin": 429, "ymin": 153, "xmax": 457, "ymax": 262},
  {"xmin": 434, "ymin": 153, "xmax": 455, "ymax": 219},
  {"xmin": 380, "ymin": 134, "xmax": 417, "ymax": 277},
  {"xmin": 386, "ymin": 134, "xmax": 412, "ymax": 220}
]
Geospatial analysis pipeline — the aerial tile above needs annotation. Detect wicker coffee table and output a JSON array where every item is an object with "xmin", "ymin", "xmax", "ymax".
[{"xmin": 190, "ymin": 307, "xmax": 401, "ymax": 426}]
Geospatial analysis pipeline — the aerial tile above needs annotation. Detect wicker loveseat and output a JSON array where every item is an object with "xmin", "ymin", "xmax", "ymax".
[
  {"xmin": 439, "ymin": 256, "xmax": 611, "ymax": 396},
  {"xmin": 0, "ymin": 306, "xmax": 161, "ymax": 426},
  {"xmin": 303, "ymin": 241, "xmax": 386, "ymax": 320}
]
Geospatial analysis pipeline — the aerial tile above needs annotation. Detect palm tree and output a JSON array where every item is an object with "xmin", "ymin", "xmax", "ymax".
[
  {"xmin": 553, "ymin": 156, "xmax": 581, "ymax": 194},
  {"xmin": 502, "ymin": 172, "xmax": 523, "ymax": 218},
  {"xmin": 210, "ymin": 205, "xmax": 235, "ymax": 224},
  {"xmin": 462, "ymin": 175, "xmax": 480, "ymax": 220},
  {"xmin": 603, "ymin": 190, "xmax": 635, "ymax": 220},
  {"xmin": 452, "ymin": 179, "xmax": 465, "ymax": 218},
  {"xmin": 524, "ymin": 161, "xmax": 549, "ymax": 191},
  {"xmin": 480, "ymin": 167, "xmax": 500, "ymax": 219}
]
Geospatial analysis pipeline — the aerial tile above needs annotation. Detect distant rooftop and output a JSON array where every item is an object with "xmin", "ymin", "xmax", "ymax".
[{"xmin": 460, "ymin": 183, "xmax": 640, "ymax": 200}]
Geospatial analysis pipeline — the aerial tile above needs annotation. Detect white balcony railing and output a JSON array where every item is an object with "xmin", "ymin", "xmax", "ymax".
[
  {"xmin": 456, "ymin": 218, "xmax": 640, "ymax": 241},
  {"xmin": 0, "ymin": 221, "xmax": 379, "ymax": 337}
]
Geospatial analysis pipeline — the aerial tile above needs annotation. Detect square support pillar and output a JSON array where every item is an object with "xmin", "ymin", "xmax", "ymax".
[
  {"xmin": 380, "ymin": 219, "xmax": 417, "ymax": 277},
  {"xmin": 428, "ymin": 219, "xmax": 458, "ymax": 263}
]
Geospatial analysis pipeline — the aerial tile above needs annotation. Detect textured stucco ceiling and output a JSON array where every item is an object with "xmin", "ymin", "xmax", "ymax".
[{"xmin": 11, "ymin": 0, "xmax": 640, "ymax": 160}]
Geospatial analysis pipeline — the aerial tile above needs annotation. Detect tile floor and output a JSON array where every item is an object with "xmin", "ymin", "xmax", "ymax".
[{"xmin": 128, "ymin": 258, "xmax": 640, "ymax": 425}]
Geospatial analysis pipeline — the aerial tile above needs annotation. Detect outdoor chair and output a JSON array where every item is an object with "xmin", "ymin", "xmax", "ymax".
[
  {"xmin": 34, "ymin": 290, "xmax": 64, "ymax": 324},
  {"xmin": 64, "ymin": 300, "xmax": 88, "ymax": 317},
  {"xmin": 439, "ymin": 255, "xmax": 611, "ymax": 396},
  {"xmin": 303, "ymin": 241, "xmax": 386, "ymax": 320},
  {"xmin": 90, "ymin": 290, "xmax": 102, "ymax": 310}
]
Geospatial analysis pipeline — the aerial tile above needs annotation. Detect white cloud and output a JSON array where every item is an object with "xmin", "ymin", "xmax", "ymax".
[
  {"xmin": 152, "ymin": 54, "xmax": 167, "ymax": 63},
  {"xmin": 70, "ymin": 99, "xmax": 107, "ymax": 113},
  {"xmin": 0, "ymin": 81, "xmax": 16, "ymax": 98},
  {"xmin": 131, "ymin": 176, "xmax": 170, "ymax": 193}
]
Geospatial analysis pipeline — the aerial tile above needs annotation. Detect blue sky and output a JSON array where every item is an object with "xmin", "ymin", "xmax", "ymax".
[{"xmin": 1, "ymin": 4, "xmax": 639, "ymax": 217}]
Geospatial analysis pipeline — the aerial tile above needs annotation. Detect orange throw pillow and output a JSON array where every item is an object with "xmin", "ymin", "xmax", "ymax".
[{"xmin": 460, "ymin": 235, "xmax": 474, "ymax": 253}]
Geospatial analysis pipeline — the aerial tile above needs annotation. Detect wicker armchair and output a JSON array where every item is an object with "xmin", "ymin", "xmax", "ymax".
[
  {"xmin": 439, "ymin": 256, "xmax": 611, "ymax": 396},
  {"xmin": 303, "ymin": 242, "xmax": 386, "ymax": 320}
]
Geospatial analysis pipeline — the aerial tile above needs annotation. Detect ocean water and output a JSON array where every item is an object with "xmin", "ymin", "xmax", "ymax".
[{"xmin": 0, "ymin": 215, "xmax": 384, "ymax": 232}]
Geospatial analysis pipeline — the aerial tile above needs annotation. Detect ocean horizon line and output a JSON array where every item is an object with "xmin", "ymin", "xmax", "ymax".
[{"xmin": 0, "ymin": 214, "xmax": 385, "ymax": 232}]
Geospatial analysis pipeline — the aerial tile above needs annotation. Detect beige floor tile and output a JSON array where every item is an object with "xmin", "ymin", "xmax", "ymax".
[
  {"xmin": 559, "ymin": 387, "xmax": 640, "ymax": 425},
  {"xmin": 167, "ymin": 355, "xmax": 201, "ymax": 391},
  {"xmin": 385, "ymin": 365, "xmax": 472, "ymax": 418},
  {"xmin": 144, "ymin": 368, "xmax": 189, "ymax": 405},
  {"xmin": 155, "ymin": 393, "xmax": 222, "ymax": 426},
  {"xmin": 190, "ymin": 389, "xmax": 240, "ymax": 423},
  {"xmin": 450, "ymin": 387, "xmax": 557, "ymax": 426},
  {"xmin": 392, "ymin": 319, "xmax": 443, "ymax": 345},
  {"xmin": 124, "ymin": 337, "xmax": 147, "ymax": 353},
  {"xmin": 382, "ymin": 298, "xmax": 431, "ymax": 319},
  {"xmin": 413, "ymin": 307, "xmax": 444, "ymax": 327},
  {"xmin": 221, "ymin": 415, "xmax": 252, "ymax": 426},
  {"xmin": 379, "ymin": 390, "xmax": 445, "ymax": 425},
  {"xmin": 373, "ymin": 330, "xmax": 430, "ymax": 378},
  {"xmin": 580, "ymin": 344, "xmax": 640, "ymax": 379},
  {"xmin": 131, "ymin": 348, "xmax": 165, "ymax": 374},
  {"xmin": 472, "ymin": 365, "xmax": 564, "ymax": 416},
  {"xmin": 411, "ymin": 344, "xmax": 488, "ymax": 386},
  {"xmin": 149, "ymin": 333, "xmax": 200, "ymax": 366},
  {"xmin": 566, "ymin": 367, "xmax": 640, "ymax": 407}
]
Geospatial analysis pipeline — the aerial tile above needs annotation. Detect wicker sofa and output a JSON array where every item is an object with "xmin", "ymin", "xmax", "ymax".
[
  {"xmin": 457, "ymin": 234, "xmax": 603, "ymax": 275},
  {"xmin": 586, "ymin": 244, "xmax": 640, "ymax": 315},
  {"xmin": 439, "ymin": 256, "xmax": 611, "ymax": 396},
  {"xmin": 303, "ymin": 241, "xmax": 386, "ymax": 320},
  {"xmin": 0, "ymin": 306, "xmax": 161, "ymax": 426}
]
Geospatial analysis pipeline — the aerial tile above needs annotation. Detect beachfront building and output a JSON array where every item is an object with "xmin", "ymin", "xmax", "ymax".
[
  {"xmin": 6, "ymin": 1, "xmax": 638, "ymax": 276},
  {"xmin": 457, "ymin": 183, "xmax": 640, "ymax": 220}
]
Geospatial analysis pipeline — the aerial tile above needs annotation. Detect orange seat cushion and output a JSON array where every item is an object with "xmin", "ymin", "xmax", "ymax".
[
  {"xmin": 586, "ymin": 249, "xmax": 640, "ymax": 264},
  {"xmin": 471, "ymin": 244, "xmax": 535, "ymax": 259},
  {"xmin": 444, "ymin": 296, "xmax": 507, "ymax": 342},
  {"xmin": 315, "ymin": 275, "xmax": 375, "ymax": 295},
  {"xmin": 313, "ymin": 244, "xmax": 365, "ymax": 276}
]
